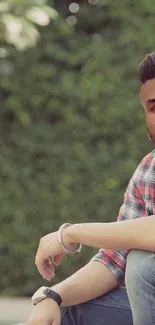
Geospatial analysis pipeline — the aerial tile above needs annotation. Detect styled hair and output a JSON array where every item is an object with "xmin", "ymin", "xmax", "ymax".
[{"xmin": 138, "ymin": 53, "xmax": 155, "ymax": 84}]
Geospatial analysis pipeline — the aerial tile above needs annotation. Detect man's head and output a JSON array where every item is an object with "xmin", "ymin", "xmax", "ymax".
[{"xmin": 139, "ymin": 53, "xmax": 155, "ymax": 143}]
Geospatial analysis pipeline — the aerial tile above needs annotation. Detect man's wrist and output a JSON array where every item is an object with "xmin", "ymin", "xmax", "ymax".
[
  {"xmin": 50, "ymin": 284, "xmax": 66, "ymax": 306},
  {"xmin": 32, "ymin": 286, "xmax": 63, "ymax": 307},
  {"xmin": 61, "ymin": 224, "xmax": 79, "ymax": 251}
]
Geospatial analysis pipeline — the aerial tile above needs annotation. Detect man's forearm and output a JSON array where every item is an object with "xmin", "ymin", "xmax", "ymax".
[
  {"xmin": 63, "ymin": 216, "xmax": 155, "ymax": 252},
  {"xmin": 51, "ymin": 261, "xmax": 117, "ymax": 306}
]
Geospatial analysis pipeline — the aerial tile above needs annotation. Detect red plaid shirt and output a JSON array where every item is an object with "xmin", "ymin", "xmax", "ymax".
[{"xmin": 92, "ymin": 150, "xmax": 155, "ymax": 286}]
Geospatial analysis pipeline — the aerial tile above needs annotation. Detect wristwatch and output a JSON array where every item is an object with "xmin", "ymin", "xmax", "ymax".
[{"xmin": 32, "ymin": 286, "xmax": 63, "ymax": 307}]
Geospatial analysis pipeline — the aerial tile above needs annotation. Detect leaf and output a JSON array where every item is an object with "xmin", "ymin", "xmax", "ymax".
[
  {"xmin": 0, "ymin": 59, "xmax": 13, "ymax": 75},
  {"xmin": 26, "ymin": 7, "xmax": 50, "ymax": 26},
  {"xmin": 0, "ymin": 2, "xmax": 9, "ymax": 12},
  {"xmin": 41, "ymin": 6, "xmax": 58, "ymax": 20},
  {"xmin": 2, "ymin": 15, "xmax": 40, "ymax": 50},
  {"xmin": 2, "ymin": 14, "xmax": 23, "ymax": 37},
  {"xmin": 0, "ymin": 48, "xmax": 8, "ymax": 58}
]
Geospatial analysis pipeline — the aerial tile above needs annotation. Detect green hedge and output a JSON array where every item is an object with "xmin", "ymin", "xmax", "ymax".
[{"xmin": 0, "ymin": 0, "xmax": 154, "ymax": 296}]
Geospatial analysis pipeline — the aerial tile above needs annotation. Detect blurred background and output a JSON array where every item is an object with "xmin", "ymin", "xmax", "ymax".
[{"xmin": 0, "ymin": 0, "xmax": 155, "ymax": 322}]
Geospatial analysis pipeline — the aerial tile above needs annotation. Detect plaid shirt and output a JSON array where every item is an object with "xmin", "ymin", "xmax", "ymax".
[{"xmin": 92, "ymin": 150, "xmax": 155, "ymax": 286}]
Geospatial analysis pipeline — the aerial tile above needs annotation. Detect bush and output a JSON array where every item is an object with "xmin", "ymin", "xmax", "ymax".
[{"xmin": 0, "ymin": 0, "xmax": 154, "ymax": 296}]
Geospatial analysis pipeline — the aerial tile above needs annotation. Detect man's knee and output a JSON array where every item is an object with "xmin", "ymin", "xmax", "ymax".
[
  {"xmin": 125, "ymin": 250, "xmax": 155, "ymax": 324},
  {"xmin": 125, "ymin": 249, "xmax": 155, "ymax": 293}
]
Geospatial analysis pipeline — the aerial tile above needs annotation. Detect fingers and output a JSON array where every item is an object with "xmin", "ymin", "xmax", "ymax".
[
  {"xmin": 35, "ymin": 257, "xmax": 55, "ymax": 280},
  {"xmin": 35, "ymin": 239, "xmax": 55, "ymax": 279},
  {"xmin": 52, "ymin": 253, "xmax": 65, "ymax": 266},
  {"xmin": 35, "ymin": 253, "xmax": 65, "ymax": 279},
  {"xmin": 35, "ymin": 231, "xmax": 65, "ymax": 279},
  {"xmin": 27, "ymin": 320, "xmax": 59, "ymax": 325}
]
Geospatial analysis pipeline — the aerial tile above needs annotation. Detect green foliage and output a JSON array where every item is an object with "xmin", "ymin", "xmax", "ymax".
[
  {"xmin": 0, "ymin": 0, "xmax": 155, "ymax": 296},
  {"xmin": 0, "ymin": 0, "xmax": 58, "ymax": 50}
]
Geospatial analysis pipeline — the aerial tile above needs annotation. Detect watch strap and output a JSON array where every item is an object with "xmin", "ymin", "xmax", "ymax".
[{"xmin": 43, "ymin": 288, "xmax": 62, "ymax": 307}]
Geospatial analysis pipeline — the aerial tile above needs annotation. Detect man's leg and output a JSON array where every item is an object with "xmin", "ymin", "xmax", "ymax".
[
  {"xmin": 61, "ymin": 249, "xmax": 155, "ymax": 325},
  {"xmin": 61, "ymin": 286, "xmax": 133, "ymax": 325},
  {"xmin": 125, "ymin": 250, "xmax": 155, "ymax": 325}
]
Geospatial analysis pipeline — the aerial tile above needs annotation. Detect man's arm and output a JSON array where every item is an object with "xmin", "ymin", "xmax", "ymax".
[
  {"xmin": 59, "ymin": 154, "xmax": 150, "ymax": 295},
  {"xmin": 63, "ymin": 216, "xmax": 155, "ymax": 252},
  {"xmin": 63, "ymin": 154, "xmax": 155, "ymax": 251},
  {"xmin": 27, "ymin": 260, "xmax": 117, "ymax": 325},
  {"xmin": 35, "ymin": 154, "xmax": 151, "ymax": 301},
  {"xmin": 51, "ymin": 260, "xmax": 117, "ymax": 306}
]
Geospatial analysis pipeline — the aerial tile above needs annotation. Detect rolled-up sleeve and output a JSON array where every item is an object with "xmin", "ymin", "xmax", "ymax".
[{"xmin": 91, "ymin": 154, "xmax": 149, "ymax": 286}]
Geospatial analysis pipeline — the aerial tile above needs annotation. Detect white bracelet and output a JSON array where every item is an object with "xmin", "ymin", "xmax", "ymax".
[{"xmin": 57, "ymin": 223, "xmax": 82, "ymax": 255}]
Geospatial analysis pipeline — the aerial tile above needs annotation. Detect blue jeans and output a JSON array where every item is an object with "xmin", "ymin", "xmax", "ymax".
[{"xmin": 61, "ymin": 250, "xmax": 155, "ymax": 325}]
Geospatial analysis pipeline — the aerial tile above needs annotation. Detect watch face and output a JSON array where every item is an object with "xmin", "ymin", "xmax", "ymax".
[
  {"xmin": 32, "ymin": 286, "xmax": 48, "ymax": 305},
  {"xmin": 43, "ymin": 288, "xmax": 50, "ymax": 297}
]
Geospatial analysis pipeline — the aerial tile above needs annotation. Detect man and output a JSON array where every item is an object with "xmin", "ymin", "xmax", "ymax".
[{"xmin": 27, "ymin": 53, "xmax": 155, "ymax": 325}]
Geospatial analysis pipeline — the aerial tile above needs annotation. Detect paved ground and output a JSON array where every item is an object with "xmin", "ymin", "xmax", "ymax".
[{"xmin": 0, "ymin": 297, "xmax": 32, "ymax": 325}]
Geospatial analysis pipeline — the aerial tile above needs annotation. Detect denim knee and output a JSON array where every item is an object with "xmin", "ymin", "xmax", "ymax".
[
  {"xmin": 125, "ymin": 250, "xmax": 155, "ymax": 325},
  {"xmin": 125, "ymin": 249, "xmax": 155, "ymax": 290}
]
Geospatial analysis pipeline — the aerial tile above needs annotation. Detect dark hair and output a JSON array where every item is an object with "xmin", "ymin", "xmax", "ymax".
[{"xmin": 138, "ymin": 53, "xmax": 155, "ymax": 84}]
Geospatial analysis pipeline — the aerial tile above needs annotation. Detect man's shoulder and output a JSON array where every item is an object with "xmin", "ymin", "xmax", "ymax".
[
  {"xmin": 131, "ymin": 151, "xmax": 155, "ymax": 183},
  {"xmin": 141, "ymin": 150, "xmax": 155, "ymax": 168},
  {"xmin": 134, "ymin": 150, "xmax": 155, "ymax": 184}
]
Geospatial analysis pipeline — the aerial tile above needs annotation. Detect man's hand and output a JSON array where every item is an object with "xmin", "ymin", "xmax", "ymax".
[
  {"xmin": 27, "ymin": 299, "xmax": 61, "ymax": 325},
  {"xmin": 35, "ymin": 231, "xmax": 65, "ymax": 280}
]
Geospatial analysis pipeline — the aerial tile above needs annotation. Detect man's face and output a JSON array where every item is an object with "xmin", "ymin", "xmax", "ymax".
[{"xmin": 140, "ymin": 78, "xmax": 155, "ymax": 143}]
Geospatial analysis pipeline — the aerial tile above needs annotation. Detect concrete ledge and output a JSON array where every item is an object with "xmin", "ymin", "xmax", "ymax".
[{"xmin": 0, "ymin": 297, "xmax": 32, "ymax": 324}]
